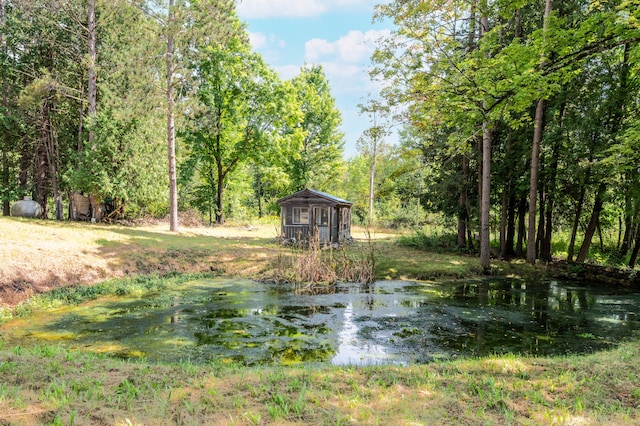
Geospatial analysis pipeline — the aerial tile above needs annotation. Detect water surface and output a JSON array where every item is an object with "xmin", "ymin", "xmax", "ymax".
[{"xmin": 2, "ymin": 277, "xmax": 639, "ymax": 366}]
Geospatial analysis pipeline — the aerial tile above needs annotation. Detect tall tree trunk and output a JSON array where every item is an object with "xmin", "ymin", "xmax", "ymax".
[
  {"xmin": 516, "ymin": 196, "xmax": 527, "ymax": 257},
  {"xmin": 457, "ymin": 154, "xmax": 469, "ymax": 249},
  {"xmin": 479, "ymin": 1, "xmax": 492, "ymax": 273},
  {"xmin": 87, "ymin": 0, "xmax": 96, "ymax": 148},
  {"xmin": 42, "ymin": 104, "xmax": 63, "ymax": 220},
  {"xmin": 541, "ymin": 179, "xmax": 555, "ymax": 262},
  {"xmin": 499, "ymin": 187, "xmax": 508, "ymax": 259},
  {"xmin": 629, "ymin": 224, "xmax": 640, "ymax": 268},
  {"xmin": 256, "ymin": 166, "xmax": 263, "ymax": 218},
  {"xmin": 167, "ymin": 0, "xmax": 179, "ymax": 232},
  {"xmin": 567, "ymin": 185, "xmax": 585, "ymax": 261},
  {"xmin": 368, "ymin": 151, "xmax": 375, "ymax": 225},
  {"xmin": 459, "ymin": 0, "xmax": 476, "ymax": 251},
  {"xmin": 505, "ymin": 193, "xmax": 517, "ymax": 257},
  {"xmin": 19, "ymin": 137, "xmax": 30, "ymax": 192},
  {"xmin": 500, "ymin": 129, "xmax": 515, "ymax": 259},
  {"xmin": 527, "ymin": 0, "xmax": 553, "ymax": 264},
  {"xmin": 541, "ymin": 103, "xmax": 563, "ymax": 262},
  {"xmin": 527, "ymin": 97, "xmax": 545, "ymax": 264},
  {"xmin": 536, "ymin": 180, "xmax": 546, "ymax": 259},
  {"xmin": 35, "ymin": 112, "xmax": 50, "ymax": 219},
  {"xmin": 618, "ymin": 207, "xmax": 632, "ymax": 256},
  {"xmin": 216, "ymin": 161, "xmax": 225, "ymax": 225},
  {"xmin": 480, "ymin": 122, "xmax": 492, "ymax": 272},
  {"xmin": 576, "ymin": 183, "xmax": 606, "ymax": 262},
  {"xmin": 0, "ymin": 0, "xmax": 8, "ymax": 216}
]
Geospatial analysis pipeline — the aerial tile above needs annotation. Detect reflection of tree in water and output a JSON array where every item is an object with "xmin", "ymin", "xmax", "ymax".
[
  {"xmin": 171, "ymin": 296, "xmax": 179, "ymax": 324},
  {"xmin": 426, "ymin": 279, "xmax": 640, "ymax": 358},
  {"xmin": 9, "ymin": 278, "xmax": 640, "ymax": 365}
]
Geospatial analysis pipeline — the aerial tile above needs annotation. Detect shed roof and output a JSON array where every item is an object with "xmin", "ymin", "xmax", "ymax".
[{"xmin": 277, "ymin": 188, "xmax": 353, "ymax": 206}]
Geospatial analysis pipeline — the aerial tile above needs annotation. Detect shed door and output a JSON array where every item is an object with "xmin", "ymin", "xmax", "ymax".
[{"xmin": 314, "ymin": 207, "xmax": 330, "ymax": 242}]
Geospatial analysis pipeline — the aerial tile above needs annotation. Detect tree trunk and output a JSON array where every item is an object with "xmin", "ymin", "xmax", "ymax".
[
  {"xmin": 536, "ymin": 180, "xmax": 546, "ymax": 259},
  {"xmin": 567, "ymin": 185, "xmax": 586, "ymax": 261},
  {"xmin": 527, "ymin": 98, "xmax": 545, "ymax": 264},
  {"xmin": 42, "ymin": 107, "xmax": 63, "ymax": 220},
  {"xmin": 576, "ymin": 183, "xmax": 606, "ymax": 262},
  {"xmin": 499, "ymin": 188, "xmax": 508, "ymax": 259},
  {"xmin": 541, "ymin": 190, "xmax": 554, "ymax": 262},
  {"xmin": 368, "ymin": 153, "xmax": 375, "ymax": 225},
  {"xmin": 526, "ymin": 0, "xmax": 552, "ymax": 264},
  {"xmin": 541, "ymin": 103, "xmax": 563, "ymax": 262},
  {"xmin": 457, "ymin": 154, "xmax": 469, "ymax": 249},
  {"xmin": 480, "ymin": 123, "xmax": 492, "ymax": 272},
  {"xmin": 216, "ymin": 161, "xmax": 225, "ymax": 225},
  {"xmin": 629, "ymin": 224, "xmax": 640, "ymax": 268},
  {"xmin": 256, "ymin": 165, "xmax": 263, "ymax": 218},
  {"xmin": 618, "ymin": 211, "xmax": 632, "ymax": 255},
  {"xmin": 167, "ymin": 0, "xmax": 179, "ymax": 232},
  {"xmin": 35, "ymin": 133, "xmax": 49, "ymax": 219},
  {"xmin": 505, "ymin": 193, "xmax": 517, "ymax": 257},
  {"xmin": 516, "ymin": 196, "xmax": 527, "ymax": 257},
  {"xmin": 479, "ymin": 2, "xmax": 491, "ymax": 273},
  {"xmin": 500, "ymin": 129, "xmax": 515, "ymax": 259},
  {"xmin": 87, "ymin": 0, "xmax": 96, "ymax": 148},
  {"xmin": 0, "ymin": 0, "xmax": 8, "ymax": 216}
]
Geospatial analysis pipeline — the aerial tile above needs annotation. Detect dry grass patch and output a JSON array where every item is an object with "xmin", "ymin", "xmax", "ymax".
[{"xmin": 0, "ymin": 217, "xmax": 280, "ymax": 307}]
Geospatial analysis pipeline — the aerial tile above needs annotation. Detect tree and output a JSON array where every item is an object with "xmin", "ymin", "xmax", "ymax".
[
  {"xmin": 0, "ymin": 0, "xmax": 11, "ymax": 216},
  {"xmin": 284, "ymin": 65, "xmax": 345, "ymax": 193},
  {"xmin": 166, "ymin": 0, "xmax": 178, "ymax": 231},
  {"xmin": 182, "ymin": 38, "xmax": 291, "ymax": 224},
  {"xmin": 144, "ymin": 0, "xmax": 241, "ymax": 231},
  {"xmin": 358, "ymin": 99, "xmax": 389, "ymax": 224},
  {"xmin": 527, "ymin": 0, "xmax": 552, "ymax": 264},
  {"xmin": 372, "ymin": 0, "xmax": 640, "ymax": 267}
]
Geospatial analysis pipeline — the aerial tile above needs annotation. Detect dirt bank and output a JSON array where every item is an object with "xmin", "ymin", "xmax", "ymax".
[{"xmin": 0, "ymin": 217, "xmax": 280, "ymax": 306}]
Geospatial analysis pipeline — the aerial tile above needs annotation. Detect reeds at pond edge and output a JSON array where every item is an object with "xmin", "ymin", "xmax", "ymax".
[{"xmin": 271, "ymin": 228, "xmax": 375, "ymax": 287}]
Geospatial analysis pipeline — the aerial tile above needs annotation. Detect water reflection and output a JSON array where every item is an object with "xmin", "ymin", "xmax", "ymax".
[{"xmin": 1, "ymin": 277, "xmax": 639, "ymax": 366}]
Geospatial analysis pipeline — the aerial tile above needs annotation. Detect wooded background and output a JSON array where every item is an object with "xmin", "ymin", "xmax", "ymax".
[{"xmin": 1, "ymin": 0, "xmax": 639, "ymax": 268}]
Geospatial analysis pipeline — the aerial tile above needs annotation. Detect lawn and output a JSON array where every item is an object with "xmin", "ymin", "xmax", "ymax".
[{"xmin": 1, "ymin": 216, "xmax": 639, "ymax": 425}]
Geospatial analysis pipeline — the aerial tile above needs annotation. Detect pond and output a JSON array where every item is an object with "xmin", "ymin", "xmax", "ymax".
[{"xmin": 1, "ymin": 277, "xmax": 639, "ymax": 366}]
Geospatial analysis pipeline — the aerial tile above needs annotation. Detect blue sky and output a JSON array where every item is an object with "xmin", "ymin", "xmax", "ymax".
[{"xmin": 236, "ymin": 0, "xmax": 393, "ymax": 158}]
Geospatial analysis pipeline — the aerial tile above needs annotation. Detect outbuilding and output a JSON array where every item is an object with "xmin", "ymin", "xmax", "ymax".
[{"xmin": 277, "ymin": 188, "xmax": 352, "ymax": 244}]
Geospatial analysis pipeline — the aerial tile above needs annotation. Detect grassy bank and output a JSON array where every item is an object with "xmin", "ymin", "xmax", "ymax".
[
  {"xmin": 2, "ymin": 217, "xmax": 639, "ymax": 424},
  {"xmin": 0, "ymin": 216, "xmax": 489, "ymax": 309},
  {"xmin": 1, "ymin": 341, "xmax": 638, "ymax": 425}
]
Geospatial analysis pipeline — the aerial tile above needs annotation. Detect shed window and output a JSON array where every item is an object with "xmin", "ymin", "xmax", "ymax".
[
  {"xmin": 292, "ymin": 207, "xmax": 309, "ymax": 224},
  {"xmin": 315, "ymin": 207, "xmax": 329, "ymax": 226}
]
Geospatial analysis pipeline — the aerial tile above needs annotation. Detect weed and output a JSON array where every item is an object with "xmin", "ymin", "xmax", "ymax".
[
  {"xmin": 272, "ymin": 228, "xmax": 375, "ymax": 285},
  {"xmin": 243, "ymin": 411, "xmax": 262, "ymax": 425},
  {"xmin": 116, "ymin": 379, "xmax": 139, "ymax": 409},
  {"xmin": 45, "ymin": 379, "xmax": 70, "ymax": 407},
  {"xmin": 267, "ymin": 392, "xmax": 291, "ymax": 419}
]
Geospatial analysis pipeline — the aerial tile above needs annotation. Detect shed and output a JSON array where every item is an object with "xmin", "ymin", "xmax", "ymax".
[{"xmin": 277, "ymin": 189, "xmax": 352, "ymax": 244}]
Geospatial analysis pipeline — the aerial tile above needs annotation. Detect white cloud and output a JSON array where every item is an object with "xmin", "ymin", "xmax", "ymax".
[
  {"xmin": 274, "ymin": 64, "xmax": 302, "ymax": 80},
  {"xmin": 237, "ymin": 0, "xmax": 379, "ymax": 19},
  {"xmin": 304, "ymin": 39, "xmax": 336, "ymax": 62},
  {"xmin": 237, "ymin": 0, "xmax": 327, "ymax": 19},
  {"xmin": 248, "ymin": 32, "xmax": 286, "ymax": 50},
  {"xmin": 248, "ymin": 32, "xmax": 267, "ymax": 50},
  {"xmin": 305, "ymin": 29, "xmax": 389, "ymax": 64}
]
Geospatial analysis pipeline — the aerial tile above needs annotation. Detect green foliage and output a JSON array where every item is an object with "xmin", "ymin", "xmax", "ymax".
[
  {"xmin": 397, "ymin": 231, "xmax": 464, "ymax": 254},
  {"xmin": 181, "ymin": 36, "xmax": 292, "ymax": 223},
  {"xmin": 371, "ymin": 0, "xmax": 640, "ymax": 265},
  {"xmin": 283, "ymin": 65, "xmax": 346, "ymax": 193}
]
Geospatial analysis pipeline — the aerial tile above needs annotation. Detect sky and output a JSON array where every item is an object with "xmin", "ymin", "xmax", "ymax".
[{"xmin": 236, "ymin": 0, "xmax": 393, "ymax": 159}]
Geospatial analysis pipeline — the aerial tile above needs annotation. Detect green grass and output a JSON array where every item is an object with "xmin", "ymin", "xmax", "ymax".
[
  {"xmin": 0, "ymin": 341, "xmax": 639, "ymax": 424},
  {"xmin": 1, "ymin": 217, "xmax": 638, "ymax": 424}
]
